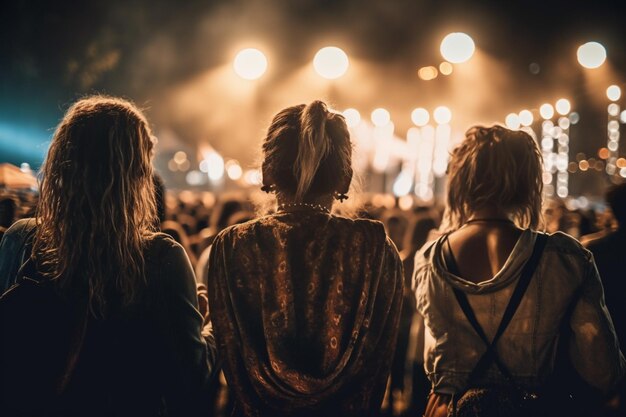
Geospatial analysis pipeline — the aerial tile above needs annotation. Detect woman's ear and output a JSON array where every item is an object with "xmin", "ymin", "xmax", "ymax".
[
  {"xmin": 261, "ymin": 164, "xmax": 274, "ymax": 189},
  {"xmin": 337, "ymin": 167, "xmax": 353, "ymax": 194}
]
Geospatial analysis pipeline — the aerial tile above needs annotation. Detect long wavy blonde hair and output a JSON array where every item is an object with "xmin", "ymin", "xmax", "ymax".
[
  {"xmin": 441, "ymin": 125, "xmax": 543, "ymax": 232},
  {"xmin": 33, "ymin": 96, "xmax": 157, "ymax": 316}
]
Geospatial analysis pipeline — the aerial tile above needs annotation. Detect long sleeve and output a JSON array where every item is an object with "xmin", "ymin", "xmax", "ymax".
[
  {"xmin": 154, "ymin": 238, "xmax": 216, "ymax": 416},
  {"xmin": 569, "ymin": 252, "xmax": 626, "ymax": 391}
]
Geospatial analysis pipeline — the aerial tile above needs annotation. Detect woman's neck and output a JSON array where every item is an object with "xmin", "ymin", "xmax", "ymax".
[
  {"xmin": 467, "ymin": 207, "xmax": 511, "ymax": 222},
  {"xmin": 276, "ymin": 194, "xmax": 333, "ymax": 211}
]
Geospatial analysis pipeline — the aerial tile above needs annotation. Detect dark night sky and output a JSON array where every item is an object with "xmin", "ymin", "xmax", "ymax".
[{"xmin": 2, "ymin": 0, "xmax": 626, "ymax": 187}]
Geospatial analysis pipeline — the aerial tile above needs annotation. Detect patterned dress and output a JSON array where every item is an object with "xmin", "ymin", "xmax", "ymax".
[{"xmin": 208, "ymin": 211, "xmax": 404, "ymax": 417}]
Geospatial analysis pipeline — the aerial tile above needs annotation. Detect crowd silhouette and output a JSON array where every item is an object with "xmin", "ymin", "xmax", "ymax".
[{"xmin": 0, "ymin": 96, "xmax": 625, "ymax": 417}]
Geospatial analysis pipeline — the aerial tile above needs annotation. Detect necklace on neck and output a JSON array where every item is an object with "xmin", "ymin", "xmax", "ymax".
[
  {"xmin": 465, "ymin": 217, "xmax": 514, "ymax": 225},
  {"xmin": 277, "ymin": 202, "xmax": 331, "ymax": 214}
]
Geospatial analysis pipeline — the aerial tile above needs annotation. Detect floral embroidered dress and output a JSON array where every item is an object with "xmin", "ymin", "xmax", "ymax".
[{"xmin": 208, "ymin": 211, "xmax": 404, "ymax": 417}]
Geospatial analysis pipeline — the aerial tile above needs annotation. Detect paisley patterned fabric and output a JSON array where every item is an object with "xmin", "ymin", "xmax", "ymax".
[{"xmin": 208, "ymin": 211, "xmax": 404, "ymax": 417}]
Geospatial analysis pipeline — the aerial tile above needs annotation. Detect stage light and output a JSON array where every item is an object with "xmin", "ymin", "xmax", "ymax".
[
  {"xmin": 205, "ymin": 151, "xmax": 224, "ymax": 181},
  {"xmin": 393, "ymin": 171, "xmax": 413, "ymax": 197},
  {"xmin": 411, "ymin": 108, "xmax": 430, "ymax": 126},
  {"xmin": 313, "ymin": 46, "xmax": 349, "ymax": 79},
  {"xmin": 371, "ymin": 108, "xmax": 391, "ymax": 127},
  {"xmin": 173, "ymin": 151, "xmax": 187, "ymax": 164},
  {"xmin": 418, "ymin": 66, "xmax": 438, "ymax": 80},
  {"xmin": 233, "ymin": 48, "xmax": 268, "ymax": 80},
  {"xmin": 607, "ymin": 85, "xmax": 621, "ymax": 101},
  {"xmin": 540, "ymin": 103, "xmax": 554, "ymax": 120},
  {"xmin": 505, "ymin": 113, "xmax": 521, "ymax": 129},
  {"xmin": 577, "ymin": 42, "xmax": 606, "ymax": 69},
  {"xmin": 225, "ymin": 160, "xmax": 243, "ymax": 180},
  {"xmin": 555, "ymin": 99, "xmax": 571, "ymax": 115},
  {"xmin": 440, "ymin": 33, "xmax": 475, "ymax": 64},
  {"xmin": 439, "ymin": 62, "xmax": 453, "ymax": 75},
  {"xmin": 342, "ymin": 108, "xmax": 361, "ymax": 128},
  {"xmin": 244, "ymin": 169, "xmax": 262, "ymax": 185},
  {"xmin": 519, "ymin": 110, "xmax": 534, "ymax": 126},
  {"xmin": 433, "ymin": 106, "xmax": 452, "ymax": 124}
]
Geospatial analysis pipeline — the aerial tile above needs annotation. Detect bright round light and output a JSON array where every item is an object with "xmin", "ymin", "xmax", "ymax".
[
  {"xmin": 233, "ymin": 48, "xmax": 268, "ymax": 80},
  {"xmin": 607, "ymin": 85, "xmax": 622, "ymax": 101},
  {"xmin": 439, "ymin": 62, "xmax": 453, "ymax": 75},
  {"xmin": 555, "ymin": 99, "xmax": 571, "ymax": 115},
  {"xmin": 411, "ymin": 108, "xmax": 430, "ymax": 126},
  {"xmin": 371, "ymin": 108, "xmax": 391, "ymax": 127},
  {"xmin": 620, "ymin": 110, "xmax": 626, "ymax": 123},
  {"xmin": 225, "ymin": 160, "xmax": 243, "ymax": 180},
  {"xmin": 418, "ymin": 66, "xmax": 438, "ymax": 81},
  {"xmin": 433, "ymin": 106, "xmax": 452, "ymax": 124},
  {"xmin": 313, "ymin": 46, "xmax": 349, "ymax": 79},
  {"xmin": 519, "ymin": 110, "xmax": 534, "ymax": 126},
  {"xmin": 505, "ymin": 113, "xmax": 521, "ymax": 129},
  {"xmin": 342, "ymin": 108, "xmax": 361, "ymax": 128},
  {"xmin": 206, "ymin": 152, "xmax": 224, "ymax": 181},
  {"xmin": 393, "ymin": 171, "xmax": 413, "ymax": 197},
  {"xmin": 540, "ymin": 103, "xmax": 555, "ymax": 120},
  {"xmin": 577, "ymin": 42, "xmax": 607, "ymax": 69},
  {"xmin": 440, "ymin": 32, "xmax": 475, "ymax": 64},
  {"xmin": 173, "ymin": 151, "xmax": 187, "ymax": 164}
]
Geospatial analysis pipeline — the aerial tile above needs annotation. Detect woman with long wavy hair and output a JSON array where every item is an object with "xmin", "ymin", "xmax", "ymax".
[{"xmin": 0, "ymin": 96, "xmax": 215, "ymax": 416}]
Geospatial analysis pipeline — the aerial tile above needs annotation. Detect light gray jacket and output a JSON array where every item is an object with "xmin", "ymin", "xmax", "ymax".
[{"xmin": 412, "ymin": 229, "xmax": 625, "ymax": 395}]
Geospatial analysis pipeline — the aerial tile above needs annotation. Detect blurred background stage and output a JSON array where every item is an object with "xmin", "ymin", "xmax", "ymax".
[{"xmin": 2, "ymin": 0, "xmax": 626, "ymax": 208}]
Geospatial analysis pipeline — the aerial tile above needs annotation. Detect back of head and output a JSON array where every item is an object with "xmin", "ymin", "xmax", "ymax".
[
  {"xmin": 34, "ymin": 96, "xmax": 157, "ymax": 315},
  {"xmin": 607, "ymin": 183, "xmax": 626, "ymax": 227},
  {"xmin": 261, "ymin": 100, "xmax": 353, "ymax": 202},
  {"xmin": 443, "ymin": 125, "xmax": 543, "ymax": 231}
]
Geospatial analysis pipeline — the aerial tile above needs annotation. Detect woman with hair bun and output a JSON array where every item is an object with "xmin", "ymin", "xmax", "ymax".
[
  {"xmin": 207, "ymin": 100, "xmax": 404, "ymax": 417},
  {"xmin": 413, "ymin": 125, "xmax": 625, "ymax": 417}
]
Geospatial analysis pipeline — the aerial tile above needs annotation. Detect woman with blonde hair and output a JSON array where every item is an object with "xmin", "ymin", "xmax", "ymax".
[
  {"xmin": 0, "ymin": 96, "xmax": 215, "ymax": 416},
  {"xmin": 412, "ymin": 125, "xmax": 624, "ymax": 416},
  {"xmin": 207, "ymin": 100, "xmax": 404, "ymax": 417}
]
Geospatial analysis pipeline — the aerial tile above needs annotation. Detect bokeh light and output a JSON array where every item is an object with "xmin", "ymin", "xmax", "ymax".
[
  {"xmin": 577, "ymin": 42, "xmax": 606, "ymax": 69},
  {"xmin": 233, "ymin": 48, "xmax": 268, "ymax": 80},
  {"xmin": 440, "ymin": 32, "xmax": 475, "ymax": 64},
  {"xmin": 371, "ymin": 108, "xmax": 391, "ymax": 127},
  {"xmin": 418, "ymin": 66, "xmax": 438, "ymax": 80},
  {"xmin": 225, "ymin": 160, "xmax": 243, "ymax": 180},
  {"xmin": 555, "ymin": 98, "xmax": 571, "ymax": 115},
  {"xmin": 439, "ymin": 62, "xmax": 453, "ymax": 75},
  {"xmin": 342, "ymin": 108, "xmax": 361, "ymax": 128},
  {"xmin": 505, "ymin": 113, "xmax": 521, "ymax": 129},
  {"xmin": 540, "ymin": 103, "xmax": 554, "ymax": 119},
  {"xmin": 433, "ymin": 106, "xmax": 452, "ymax": 124},
  {"xmin": 313, "ymin": 46, "xmax": 349, "ymax": 79},
  {"xmin": 607, "ymin": 85, "xmax": 622, "ymax": 101},
  {"xmin": 519, "ymin": 110, "xmax": 534, "ymax": 126},
  {"xmin": 411, "ymin": 108, "xmax": 430, "ymax": 126},
  {"xmin": 205, "ymin": 151, "xmax": 225, "ymax": 180}
]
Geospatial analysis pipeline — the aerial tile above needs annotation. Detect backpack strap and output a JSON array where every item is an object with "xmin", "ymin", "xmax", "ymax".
[{"xmin": 443, "ymin": 233, "xmax": 548, "ymax": 385}]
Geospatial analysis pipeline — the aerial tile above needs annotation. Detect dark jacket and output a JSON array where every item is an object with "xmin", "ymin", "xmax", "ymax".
[{"xmin": 0, "ymin": 219, "xmax": 216, "ymax": 417}]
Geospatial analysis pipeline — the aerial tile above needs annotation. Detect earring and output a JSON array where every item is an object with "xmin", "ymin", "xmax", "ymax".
[
  {"xmin": 334, "ymin": 192, "xmax": 349, "ymax": 202},
  {"xmin": 261, "ymin": 184, "xmax": 275, "ymax": 193}
]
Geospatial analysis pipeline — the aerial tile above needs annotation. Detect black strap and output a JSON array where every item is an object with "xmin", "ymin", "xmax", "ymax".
[{"xmin": 443, "ymin": 233, "xmax": 548, "ymax": 386}]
